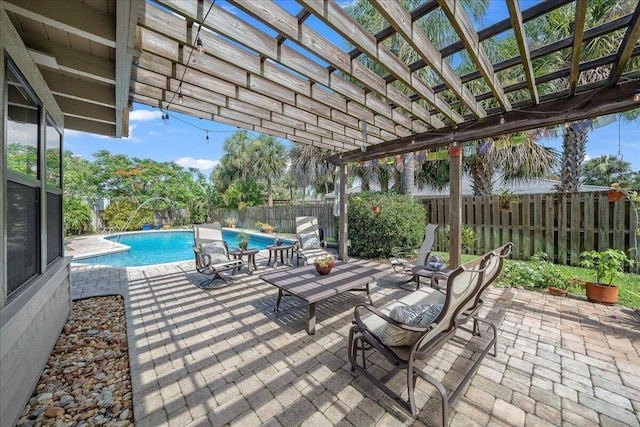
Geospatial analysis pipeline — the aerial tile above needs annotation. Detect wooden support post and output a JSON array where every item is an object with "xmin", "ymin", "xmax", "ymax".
[
  {"xmin": 449, "ymin": 142, "xmax": 462, "ymax": 268},
  {"xmin": 339, "ymin": 162, "xmax": 348, "ymax": 261}
]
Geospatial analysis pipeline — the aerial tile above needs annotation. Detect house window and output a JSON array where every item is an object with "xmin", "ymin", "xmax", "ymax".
[{"xmin": 5, "ymin": 58, "xmax": 42, "ymax": 297}]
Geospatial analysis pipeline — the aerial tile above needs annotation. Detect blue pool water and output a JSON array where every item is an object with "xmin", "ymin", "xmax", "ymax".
[{"xmin": 74, "ymin": 229, "xmax": 293, "ymax": 267}]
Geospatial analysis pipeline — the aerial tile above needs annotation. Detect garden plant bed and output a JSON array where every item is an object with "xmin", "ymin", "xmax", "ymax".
[{"xmin": 16, "ymin": 296, "xmax": 133, "ymax": 426}]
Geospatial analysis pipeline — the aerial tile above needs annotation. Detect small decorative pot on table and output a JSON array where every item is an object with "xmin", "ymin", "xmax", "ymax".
[{"xmin": 314, "ymin": 256, "xmax": 335, "ymax": 275}]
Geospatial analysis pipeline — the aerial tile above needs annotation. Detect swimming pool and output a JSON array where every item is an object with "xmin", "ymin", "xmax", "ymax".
[{"xmin": 74, "ymin": 229, "xmax": 294, "ymax": 267}]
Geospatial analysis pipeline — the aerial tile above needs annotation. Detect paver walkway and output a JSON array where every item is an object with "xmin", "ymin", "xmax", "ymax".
[{"xmin": 68, "ymin": 237, "xmax": 640, "ymax": 426}]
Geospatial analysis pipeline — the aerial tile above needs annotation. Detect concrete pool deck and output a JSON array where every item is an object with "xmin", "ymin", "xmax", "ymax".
[{"xmin": 67, "ymin": 234, "xmax": 640, "ymax": 426}]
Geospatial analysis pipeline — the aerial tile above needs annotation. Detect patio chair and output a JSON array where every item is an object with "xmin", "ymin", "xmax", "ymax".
[
  {"xmin": 389, "ymin": 223, "xmax": 439, "ymax": 284},
  {"xmin": 193, "ymin": 238, "xmax": 243, "ymax": 288},
  {"xmin": 348, "ymin": 244, "xmax": 510, "ymax": 424},
  {"xmin": 294, "ymin": 216, "xmax": 331, "ymax": 266},
  {"xmin": 193, "ymin": 222, "xmax": 223, "ymax": 245}
]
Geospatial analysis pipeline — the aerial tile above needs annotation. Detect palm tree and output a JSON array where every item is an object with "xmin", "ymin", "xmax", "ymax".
[
  {"xmin": 525, "ymin": 0, "xmax": 639, "ymax": 191},
  {"xmin": 344, "ymin": 0, "xmax": 489, "ymax": 195},
  {"xmin": 290, "ymin": 144, "xmax": 335, "ymax": 197},
  {"xmin": 253, "ymin": 134, "xmax": 287, "ymax": 207},
  {"xmin": 223, "ymin": 131, "xmax": 255, "ymax": 181}
]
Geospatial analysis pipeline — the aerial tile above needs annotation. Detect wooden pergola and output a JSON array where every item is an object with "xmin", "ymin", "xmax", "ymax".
[{"xmin": 5, "ymin": 0, "xmax": 640, "ymax": 265}]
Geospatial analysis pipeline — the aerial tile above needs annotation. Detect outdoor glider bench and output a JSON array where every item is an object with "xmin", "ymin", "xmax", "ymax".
[{"xmin": 349, "ymin": 243, "xmax": 512, "ymax": 424}]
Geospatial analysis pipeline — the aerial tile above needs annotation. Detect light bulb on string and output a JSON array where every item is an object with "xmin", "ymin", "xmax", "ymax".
[
  {"xmin": 196, "ymin": 37, "xmax": 204, "ymax": 54},
  {"xmin": 205, "ymin": 131, "xmax": 209, "ymax": 142},
  {"xmin": 178, "ymin": 91, "xmax": 184, "ymax": 105},
  {"xmin": 499, "ymin": 114, "xmax": 505, "ymax": 125}
]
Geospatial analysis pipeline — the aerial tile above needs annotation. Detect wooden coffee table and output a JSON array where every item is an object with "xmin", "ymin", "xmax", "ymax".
[{"xmin": 259, "ymin": 261, "xmax": 389, "ymax": 334}]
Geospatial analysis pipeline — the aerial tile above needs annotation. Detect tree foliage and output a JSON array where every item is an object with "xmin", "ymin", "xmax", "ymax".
[
  {"xmin": 582, "ymin": 155, "xmax": 638, "ymax": 186},
  {"xmin": 63, "ymin": 198, "xmax": 93, "ymax": 235}
]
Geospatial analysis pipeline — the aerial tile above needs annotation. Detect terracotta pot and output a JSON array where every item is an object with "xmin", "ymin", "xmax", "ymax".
[
  {"xmin": 315, "ymin": 261, "xmax": 335, "ymax": 275},
  {"xmin": 608, "ymin": 189, "xmax": 624, "ymax": 202},
  {"xmin": 372, "ymin": 206, "xmax": 381, "ymax": 214},
  {"xmin": 548, "ymin": 287, "xmax": 568, "ymax": 297},
  {"xmin": 585, "ymin": 281, "xmax": 618, "ymax": 305}
]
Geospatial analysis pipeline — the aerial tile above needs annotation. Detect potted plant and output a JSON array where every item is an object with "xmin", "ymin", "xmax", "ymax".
[
  {"xmin": 531, "ymin": 252, "xmax": 568, "ymax": 296},
  {"xmin": 237, "ymin": 232, "xmax": 250, "ymax": 251},
  {"xmin": 257, "ymin": 222, "xmax": 275, "ymax": 233},
  {"xmin": 579, "ymin": 249, "xmax": 631, "ymax": 304},
  {"xmin": 224, "ymin": 217, "xmax": 236, "ymax": 228},
  {"xmin": 314, "ymin": 255, "xmax": 335, "ymax": 275},
  {"xmin": 498, "ymin": 189, "xmax": 517, "ymax": 212}
]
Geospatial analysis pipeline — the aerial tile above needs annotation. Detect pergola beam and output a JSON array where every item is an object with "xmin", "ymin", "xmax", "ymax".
[
  {"xmin": 327, "ymin": 81, "xmax": 640, "ymax": 164},
  {"xmin": 370, "ymin": 0, "xmax": 485, "ymax": 119},
  {"xmin": 505, "ymin": 0, "xmax": 539, "ymax": 105},
  {"xmin": 438, "ymin": 0, "xmax": 512, "ymax": 111},
  {"xmin": 607, "ymin": 1, "xmax": 640, "ymax": 86},
  {"xmin": 569, "ymin": 0, "xmax": 588, "ymax": 96},
  {"xmin": 228, "ymin": 0, "xmax": 449, "ymax": 128}
]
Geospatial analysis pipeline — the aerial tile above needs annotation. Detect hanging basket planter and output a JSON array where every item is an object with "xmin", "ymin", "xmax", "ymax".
[{"xmin": 608, "ymin": 189, "xmax": 624, "ymax": 202}]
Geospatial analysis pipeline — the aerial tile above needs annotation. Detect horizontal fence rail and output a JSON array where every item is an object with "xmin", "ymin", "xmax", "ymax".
[{"xmin": 423, "ymin": 190, "xmax": 638, "ymax": 268}]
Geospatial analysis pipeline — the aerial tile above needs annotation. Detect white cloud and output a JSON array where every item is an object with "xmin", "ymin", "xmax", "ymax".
[
  {"xmin": 130, "ymin": 110, "xmax": 162, "ymax": 122},
  {"xmin": 175, "ymin": 157, "xmax": 219, "ymax": 170}
]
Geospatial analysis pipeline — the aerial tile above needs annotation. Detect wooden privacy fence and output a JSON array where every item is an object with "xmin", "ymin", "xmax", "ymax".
[
  {"xmin": 423, "ymin": 190, "xmax": 638, "ymax": 267},
  {"xmin": 210, "ymin": 203, "xmax": 335, "ymax": 239}
]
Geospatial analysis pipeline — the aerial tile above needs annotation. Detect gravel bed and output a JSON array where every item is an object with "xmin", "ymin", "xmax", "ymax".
[{"xmin": 16, "ymin": 296, "xmax": 133, "ymax": 426}]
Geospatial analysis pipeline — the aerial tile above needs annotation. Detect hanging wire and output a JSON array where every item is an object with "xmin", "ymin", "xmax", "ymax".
[
  {"xmin": 164, "ymin": 0, "xmax": 216, "ymax": 110},
  {"xmin": 617, "ymin": 114, "xmax": 623, "ymax": 160}
]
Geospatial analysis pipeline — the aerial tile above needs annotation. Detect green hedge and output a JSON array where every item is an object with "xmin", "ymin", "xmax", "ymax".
[
  {"xmin": 102, "ymin": 200, "xmax": 153, "ymax": 231},
  {"xmin": 347, "ymin": 192, "xmax": 426, "ymax": 259}
]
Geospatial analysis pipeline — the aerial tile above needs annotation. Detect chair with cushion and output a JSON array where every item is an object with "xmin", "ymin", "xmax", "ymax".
[
  {"xmin": 294, "ymin": 216, "xmax": 331, "ymax": 266},
  {"xmin": 348, "ymin": 244, "xmax": 510, "ymax": 424},
  {"xmin": 193, "ymin": 240, "xmax": 243, "ymax": 288},
  {"xmin": 193, "ymin": 222, "xmax": 223, "ymax": 245}
]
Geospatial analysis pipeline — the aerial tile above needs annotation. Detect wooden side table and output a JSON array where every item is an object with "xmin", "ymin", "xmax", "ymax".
[
  {"xmin": 266, "ymin": 244, "xmax": 294, "ymax": 268},
  {"xmin": 229, "ymin": 248, "xmax": 259, "ymax": 274}
]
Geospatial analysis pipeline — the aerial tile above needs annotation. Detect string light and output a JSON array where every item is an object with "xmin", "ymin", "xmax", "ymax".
[
  {"xmin": 205, "ymin": 131, "xmax": 209, "ymax": 142},
  {"xmin": 634, "ymin": 89, "xmax": 640, "ymax": 102},
  {"xmin": 499, "ymin": 114, "xmax": 505, "ymax": 125},
  {"xmin": 178, "ymin": 89, "xmax": 184, "ymax": 105},
  {"xmin": 196, "ymin": 37, "xmax": 204, "ymax": 54}
]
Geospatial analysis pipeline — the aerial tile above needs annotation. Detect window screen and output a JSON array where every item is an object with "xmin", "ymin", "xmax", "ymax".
[
  {"xmin": 47, "ymin": 192, "xmax": 63, "ymax": 264},
  {"xmin": 7, "ymin": 181, "xmax": 40, "ymax": 295}
]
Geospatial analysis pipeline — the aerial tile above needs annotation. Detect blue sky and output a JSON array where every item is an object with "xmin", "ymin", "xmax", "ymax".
[{"xmin": 63, "ymin": 0, "xmax": 640, "ymax": 174}]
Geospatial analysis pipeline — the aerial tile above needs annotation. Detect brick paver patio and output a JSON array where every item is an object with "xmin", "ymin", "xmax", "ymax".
[{"xmin": 69, "ymin": 238, "xmax": 640, "ymax": 426}]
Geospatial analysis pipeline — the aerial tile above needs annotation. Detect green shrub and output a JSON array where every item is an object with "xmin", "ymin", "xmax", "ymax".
[
  {"xmin": 101, "ymin": 200, "xmax": 153, "ymax": 231},
  {"xmin": 496, "ymin": 252, "xmax": 566, "ymax": 289},
  {"xmin": 63, "ymin": 198, "xmax": 93, "ymax": 235},
  {"xmin": 347, "ymin": 192, "xmax": 426, "ymax": 259},
  {"xmin": 442, "ymin": 225, "xmax": 478, "ymax": 253}
]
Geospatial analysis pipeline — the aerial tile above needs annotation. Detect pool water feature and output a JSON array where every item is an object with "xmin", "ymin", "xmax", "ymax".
[{"xmin": 74, "ymin": 229, "xmax": 294, "ymax": 267}]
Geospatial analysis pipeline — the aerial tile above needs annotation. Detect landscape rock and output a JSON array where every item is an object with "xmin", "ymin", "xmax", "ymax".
[{"xmin": 15, "ymin": 296, "xmax": 133, "ymax": 426}]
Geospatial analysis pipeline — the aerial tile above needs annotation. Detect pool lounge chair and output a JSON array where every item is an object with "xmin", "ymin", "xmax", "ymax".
[
  {"xmin": 348, "ymin": 243, "xmax": 511, "ymax": 423},
  {"xmin": 294, "ymin": 216, "xmax": 331, "ymax": 266}
]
